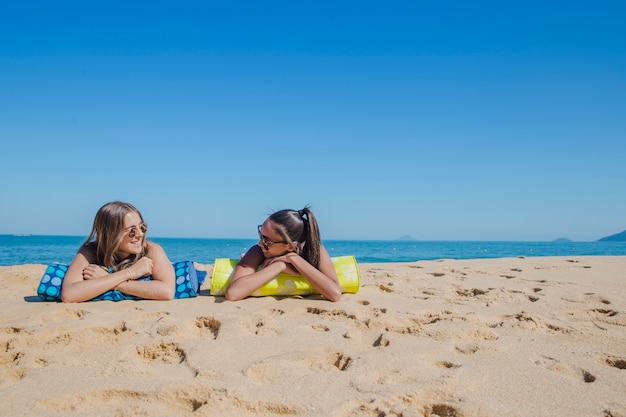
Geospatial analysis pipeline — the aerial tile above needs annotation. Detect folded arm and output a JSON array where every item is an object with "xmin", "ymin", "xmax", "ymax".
[
  {"xmin": 225, "ymin": 245, "xmax": 342, "ymax": 302},
  {"xmin": 225, "ymin": 246, "xmax": 281, "ymax": 301},
  {"xmin": 61, "ymin": 242, "xmax": 175, "ymax": 303},
  {"xmin": 276, "ymin": 246, "xmax": 342, "ymax": 302},
  {"xmin": 115, "ymin": 243, "xmax": 175, "ymax": 300}
]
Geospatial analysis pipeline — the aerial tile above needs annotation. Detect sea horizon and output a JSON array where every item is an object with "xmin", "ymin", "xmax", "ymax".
[
  {"xmin": 1, "ymin": 234, "xmax": 625, "ymax": 266},
  {"xmin": 0, "ymin": 232, "xmax": 613, "ymax": 243}
]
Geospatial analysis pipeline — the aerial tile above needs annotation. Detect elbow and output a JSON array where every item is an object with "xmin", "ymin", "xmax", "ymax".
[
  {"xmin": 327, "ymin": 293, "xmax": 342, "ymax": 302},
  {"xmin": 326, "ymin": 288, "xmax": 342, "ymax": 302},
  {"xmin": 61, "ymin": 292, "xmax": 80, "ymax": 303},
  {"xmin": 161, "ymin": 287, "xmax": 175, "ymax": 300},
  {"xmin": 224, "ymin": 287, "xmax": 244, "ymax": 301}
]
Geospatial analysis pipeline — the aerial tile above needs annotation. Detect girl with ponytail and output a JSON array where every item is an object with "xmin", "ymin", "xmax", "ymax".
[{"xmin": 226, "ymin": 206, "xmax": 341, "ymax": 302}]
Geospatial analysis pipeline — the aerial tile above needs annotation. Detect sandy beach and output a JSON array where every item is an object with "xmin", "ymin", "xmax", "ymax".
[{"xmin": 1, "ymin": 256, "xmax": 625, "ymax": 417}]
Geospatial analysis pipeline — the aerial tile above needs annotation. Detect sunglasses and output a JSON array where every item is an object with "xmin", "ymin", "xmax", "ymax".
[
  {"xmin": 125, "ymin": 223, "xmax": 148, "ymax": 239},
  {"xmin": 257, "ymin": 225, "xmax": 286, "ymax": 250}
]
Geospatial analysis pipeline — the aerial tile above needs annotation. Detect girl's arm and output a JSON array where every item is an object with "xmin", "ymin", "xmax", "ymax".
[
  {"xmin": 61, "ymin": 242, "xmax": 175, "ymax": 303},
  {"xmin": 116, "ymin": 242, "xmax": 175, "ymax": 300},
  {"xmin": 61, "ymin": 246, "xmax": 136, "ymax": 303},
  {"xmin": 225, "ymin": 246, "xmax": 285, "ymax": 301},
  {"xmin": 273, "ymin": 245, "xmax": 342, "ymax": 302},
  {"xmin": 226, "ymin": 245, "xmax": 342, "ymax": 302}
]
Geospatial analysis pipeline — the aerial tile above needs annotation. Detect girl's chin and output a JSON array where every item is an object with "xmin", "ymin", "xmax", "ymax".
[{"xmin": 120, "ymin": 245, "xmax": 142, "ymax": 257}]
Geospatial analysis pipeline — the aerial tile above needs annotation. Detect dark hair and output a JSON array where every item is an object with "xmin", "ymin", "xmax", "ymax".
[
  {"xmin": 269, "ymin": 206, "xmax": 322, "ymax": 269},
  {"xmin": 82, "ymin": 201, "xmax": 148, "ymax": 271}
]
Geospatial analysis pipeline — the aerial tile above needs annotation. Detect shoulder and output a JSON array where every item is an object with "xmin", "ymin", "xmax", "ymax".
[
  {"xmin": 77, "ymin": 243, "xmax": 97, "ymax": 262},
  {"xmin": 249, "ymin": 244, "xmax": 265, "ymax": 259},
  {"xmin": 146, "ymin": 240, "xmax": 162, "ymax": 250},
  {"xmin": 238, "ymin": 245, "xmax": 264, "ymax": 268},
  {"xmin": 145, "ymin": 240, "xmax": 166, "ymax": 255},
  {"xmin": 319, "ymin": 244, "xmax": 332, "ymax": 257}
]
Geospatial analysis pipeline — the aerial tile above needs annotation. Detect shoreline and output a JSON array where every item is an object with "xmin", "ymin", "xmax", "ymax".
[
  {"xmin": 2, "ymin": 236, "xmax": 625, "ymax": 267},
  {"xmin": 2, "ymin": 256, "xmax": 625, "ymax": 416},
  {"xmin": 3, "ymin": 252, "xmax": 626, "ymax": 268}
]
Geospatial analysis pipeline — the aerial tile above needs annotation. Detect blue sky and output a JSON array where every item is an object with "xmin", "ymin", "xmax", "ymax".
[{"xmin": 1, "ymin": 1, "xmax": 625, "ymax": 241}]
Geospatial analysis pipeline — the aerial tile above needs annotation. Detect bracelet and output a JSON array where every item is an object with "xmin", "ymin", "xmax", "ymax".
[{"xmin": 126, "ymin": 268, "xmax": 133, "ymax": 280}]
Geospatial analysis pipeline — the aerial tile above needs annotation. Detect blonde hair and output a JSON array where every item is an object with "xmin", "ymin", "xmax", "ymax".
[{"xmin": 82, "ymin": 201, "xmax": 147, "ymax": 271}]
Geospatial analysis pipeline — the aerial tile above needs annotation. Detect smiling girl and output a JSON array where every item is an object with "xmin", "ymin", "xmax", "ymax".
[
  {"xmin": 225, "ymin": 207, "xmax": 341, "ymax": 302},
  {"xmin": 61, "ymin": 201, "xmax": 175, "ymax": 303}
]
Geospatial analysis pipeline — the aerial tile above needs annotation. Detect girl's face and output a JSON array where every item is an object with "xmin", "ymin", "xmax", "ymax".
[
  {"xmin": 258, "ymin": 220, "xmax": 291, "ymax": 257},
  {"xmin": 117, "ymin": 211, "xmax": 146, "ymax": 258}
]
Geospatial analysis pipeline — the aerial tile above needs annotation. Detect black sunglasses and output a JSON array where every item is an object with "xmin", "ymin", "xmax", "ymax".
[{"xmin": 257, "ymin": 225, "xmax": 286, "ymax": 250}]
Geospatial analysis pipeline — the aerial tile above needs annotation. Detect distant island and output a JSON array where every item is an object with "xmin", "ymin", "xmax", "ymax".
[
  {"xmin": 390, "ymin": 232, "xmax": 626, "ymax": 242},
  {"xmin": 598, "ymin": 229, "xmax": 626, "ymax": 242}
]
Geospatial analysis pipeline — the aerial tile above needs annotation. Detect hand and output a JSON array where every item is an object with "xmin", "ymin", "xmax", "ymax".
[
  {"xmin": 282, "ymin": 264, "xmax": 300, "ymax": 275},
  {"xmin": 127, "ymin": 257, "xmax": 154, "ymax": 279},
  {"xmin": 263, "ymin": 255, "xmax": 300, "ymax": 275},
  {"xmin": 82, "ymin": 264, "xmax": 110, "ymax": 280}
]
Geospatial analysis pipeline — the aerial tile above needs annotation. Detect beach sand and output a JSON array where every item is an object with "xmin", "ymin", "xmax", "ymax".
[{"xmin": 1, "ymin": 256, "xmax": 625, "ymax": 417}]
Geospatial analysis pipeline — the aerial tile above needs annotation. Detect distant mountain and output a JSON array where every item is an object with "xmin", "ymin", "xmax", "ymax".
[
  {"xmin": 553, "ymin": 238, "xmax": 572, "ymax": 242},
  {"xmin": 598, "ymin": 230, "xmax": 626, "ymax": 242},
  {"xmin": 395, "ymin": 235, "xmax": 415, "ymax": 241}
]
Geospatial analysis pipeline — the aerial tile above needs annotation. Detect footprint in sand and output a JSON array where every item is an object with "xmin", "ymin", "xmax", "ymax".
[
  {"xmin": 455, "ymin": 287, "xmax": 489, "ymax": 297},
  {"xmin": 0, "ymin": 348, "xmax": 26, "ymax": 387},
  {"xmin": 368, "ymin": 315, "xmax": 424, "ymax": 335},
  {"xmin": 1, "ymin": 326, "xmax": 28, "ymax": 335},
  {"xmin": 503, "ymin": 311, "xmax": 569, "ymax": 333},
  {"xmin": 455, "ymin": 343, "xmax": 480, "ymax": 354},
  {"xmin": 194, "ymin": 316, "xmax": 221, "ymax": 339},
  {"xmin": 307, "ymin": 307, "xmax": 358, "ymax": 322},
  {"xmin": 367, "ymin": 310, "xmax": 456, "ymax": 337},
  {"xmin": 311, "ymin": 324, "xmax": 330, "ymax": 332},
  {"xmin": 334, "ymin": 353, "xmax": 353, "ymax": 370},
  {"xmin": 533, "ymin": 354, "xmax": 597, "ymax": 383},
  {"xmin": 50, "ymin": 332, "xmax": 73, "ymax": 346},
  {"xmin": 605, "ymin": 356, "xmax": 626, "ymax": 370},
  {"xmin": 581, "ymin": 369, "xmax": 596, "ymax": 383},
  {"xmin": 427, "ymin": 403, "xmax": 463, "ymax": 417},
  {"xmin": 334, "ymin": 395, "xmax": 417, "ymax": 417},
  {"xmin": 435, "ymin": 360, "xmax": 461, "ymax": 369},
  {"xmin": 378, "ymin": 284, "xmax": 394, "ymax": 293},
  {"xmin": 587, "ymin": 308, "xmax": 625, "ymax": 326},
  {"xmin": 563, "ymin": 293, "xmax": 611, "ymax": 305},
  {"xmin": 245, "ymin": 350, "xmax": 354, "ymax": 386},
  {"xmin": 239, "ymin": 309, "xmax": 284, "ymax": 335},
  {"xmin": 136, "ymin": 342, "xmax": 186, "ymax": 364},
  {"xmin": 44, "ymin": 322, "xmax": 133, "ymax": 351},
  {"xmin": 156, "ymin": 385, "xmax": 229, "ymax": 413},
  {"xmin": 163, "ymin": 383, "xmax": 305, "ymax": 415},
  {"xmin": 373, "ymin": 333, "xmax": 390, "ymax": 347},
  {"xmin": 43, "ymin": 308, "xmax": 88, "ymax": 323},
  {"xmin": 307, "ymin": 306, "xmax": 387, "ymax": 332},
  {"xmin": 38, "ymin": 389, "xmax": 152, "ymax": 415},
  {"xmin": 156, "ymin": 315, "xmax": 222, "ymax": 338}
]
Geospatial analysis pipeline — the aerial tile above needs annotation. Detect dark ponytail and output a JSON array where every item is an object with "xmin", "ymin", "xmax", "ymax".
[{"xmin": 269, "ymin": 206, "xmax": 322, "ymax": 269}]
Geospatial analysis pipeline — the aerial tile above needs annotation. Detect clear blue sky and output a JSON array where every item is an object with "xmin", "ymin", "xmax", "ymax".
[{"xmin": 1, "ymin": 1, "xmax": 625, "ymax": 241}]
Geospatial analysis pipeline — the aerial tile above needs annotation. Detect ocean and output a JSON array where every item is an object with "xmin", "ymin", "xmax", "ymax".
[{"xmin": 1, "ymin": 234, "xmax": 625, "ymax": 266}]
